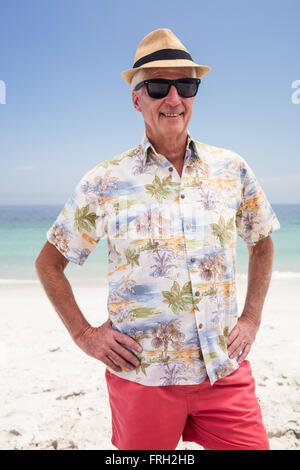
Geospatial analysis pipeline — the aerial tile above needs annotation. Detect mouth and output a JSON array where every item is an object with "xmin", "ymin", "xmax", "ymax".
[{"xmin": 160, "ymin": 112, "xmax": 184, "ymax": 119}]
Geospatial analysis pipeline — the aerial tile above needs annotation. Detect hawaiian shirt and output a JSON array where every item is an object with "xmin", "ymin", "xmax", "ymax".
[{"xmin": 46, "ymin": 133, "xmax": 280, "ymax": 386}]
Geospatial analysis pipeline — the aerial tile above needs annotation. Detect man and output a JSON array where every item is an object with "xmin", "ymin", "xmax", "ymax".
[{"xmin": 35, "ymin": 28, "xmax": 280, "ymax": 450}]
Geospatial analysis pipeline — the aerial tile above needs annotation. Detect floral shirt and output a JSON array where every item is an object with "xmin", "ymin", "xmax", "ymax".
[{"xmin": 47, "ymin": 133, "xmax": 280, "ymax": 386}]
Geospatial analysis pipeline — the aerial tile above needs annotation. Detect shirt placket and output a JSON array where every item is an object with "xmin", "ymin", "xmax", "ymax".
[
  {"xmin": 147, "ymin": 142, "xmax": 208, "ymax": 382},
  {"xmin": 179, "ymin": 157, "xmax": 207, "ymax": 349}
]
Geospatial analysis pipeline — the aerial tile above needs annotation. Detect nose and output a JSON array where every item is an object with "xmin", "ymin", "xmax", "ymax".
[{"xmin": 164, "ymin": 84, "xmax": 181, "ymax": 105}]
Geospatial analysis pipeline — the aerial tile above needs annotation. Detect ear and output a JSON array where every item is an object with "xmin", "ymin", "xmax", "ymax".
[{"xmin": 132, "ymin": 90, "xmax": 142, "ymax": 113}]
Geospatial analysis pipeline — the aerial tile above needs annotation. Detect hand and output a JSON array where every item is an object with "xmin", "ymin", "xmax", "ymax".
[
  {"xmin": 227, "ymin": 316, "xmax": 259, "ymax": 365},
  {"xmin": 73, "ymin": 319, "xmax": 143, "ymax": 372}
]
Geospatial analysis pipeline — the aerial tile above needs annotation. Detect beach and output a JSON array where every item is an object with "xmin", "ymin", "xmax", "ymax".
[{"xmin": 0, "ymin": 275, "xmax": 299, "ymax": 450}]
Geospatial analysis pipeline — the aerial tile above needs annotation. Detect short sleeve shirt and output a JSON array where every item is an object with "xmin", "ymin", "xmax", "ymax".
[{"xmin": 47, "ymin": 134, "xmax": 280, "ymax": 386}]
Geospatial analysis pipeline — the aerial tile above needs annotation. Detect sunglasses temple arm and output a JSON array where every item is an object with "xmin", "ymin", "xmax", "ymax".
[{"xmin": 134, "ymin": 81, "xmax": 145, "ymax": 91}]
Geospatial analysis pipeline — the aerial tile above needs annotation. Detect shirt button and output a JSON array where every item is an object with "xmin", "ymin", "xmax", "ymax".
[
  {"xmin": 191, "ymin": 257, "xmax": 196, "ymax": 262},
  {"xmin": 195, "ymin": 291, "xmax": 200, "ymax": 296},
  {"xmin": 180, "ymin": 194, "xmax": 185, "ymax": 199},
  {"xmin": 198, "ymin": 323, "xmax": 203, "ymax": 329},
  {"xmin": 168, "ymin": 166, "xmax": 173, "ymax": 172}
]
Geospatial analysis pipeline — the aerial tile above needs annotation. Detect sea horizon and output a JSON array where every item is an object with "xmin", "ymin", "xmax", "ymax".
[{"xmin": 0, "ymin": 203, "xmax": 299, "ymax": 283}]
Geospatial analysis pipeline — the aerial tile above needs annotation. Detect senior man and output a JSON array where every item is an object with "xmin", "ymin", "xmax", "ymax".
[{"xmin": 35, "ymin": 29, "xmax": 280, "ymax": 450}]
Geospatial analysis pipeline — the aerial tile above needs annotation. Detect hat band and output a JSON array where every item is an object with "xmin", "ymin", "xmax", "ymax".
[{"xmin": 133, "ymin": 48, "xmax": 193, "ymax": 68}]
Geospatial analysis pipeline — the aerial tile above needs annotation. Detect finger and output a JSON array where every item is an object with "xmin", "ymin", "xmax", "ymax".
[
  {"xmin": 102, "ymin": 355, "xmax": 122, "ymax": 372},
  {"xmin": 113, "ymin": 331, "xmax": 143, "ymax": 353},
  {"xmin": 230, "ymin": 341, "xmax": 247, "ymax": 360},
  {"xmin": 229, "ymin": 339, "xmax": 247, "ymax": 359},
  {"xmin": 112, "ymin": 342, "xmax": 140, "ymax": 367},
  {"xmin": 108, "ymin": 349, "xmax": 137, "ymax": 371},
  {"xmin": 227, "ymin": 326, "xmax": 239, "ymax": 346},
  {"xmin": 228, "ymin": 336, "xmax": 243, "ymax": 356},
  {"xmin": 237, "ymin": 344, "xmax": 251, "ymax": 365}
]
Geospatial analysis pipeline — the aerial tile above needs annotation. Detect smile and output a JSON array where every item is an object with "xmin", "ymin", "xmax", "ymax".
[{"xmin": 160, "ymin": 112, "xmax": 184, "ymax": 118}]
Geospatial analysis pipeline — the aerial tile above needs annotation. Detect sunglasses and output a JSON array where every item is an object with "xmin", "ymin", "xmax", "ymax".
[{"xmin": 134, "ymin": 78, "xmax": 201, "ymax": 99}]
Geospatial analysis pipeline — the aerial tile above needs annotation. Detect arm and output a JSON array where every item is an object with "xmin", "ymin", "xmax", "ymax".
[
  {"xmin": 35, "ymin": 241, "xmax": 89, "ymax": 338},
  {"xmin": 35, "ymin": 241, "xmax": 142, "ymax": 372},
  {"xmin": 227, "ymin": 235, "xmax": 274, "ymax": 364}
]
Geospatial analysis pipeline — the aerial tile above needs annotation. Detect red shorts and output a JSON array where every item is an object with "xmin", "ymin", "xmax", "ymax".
[{"xmin": 105, "ymin": 360, "xmax": 269, "ymax": 450}]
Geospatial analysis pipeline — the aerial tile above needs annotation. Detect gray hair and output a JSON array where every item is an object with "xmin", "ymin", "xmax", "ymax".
[
  {"xmin": 130, "ymin": 67, "xmax": 197, "ymax": 91},
  {"xmin": 131, "ymin": 69, "xmax": 147, "ymax": 91}
]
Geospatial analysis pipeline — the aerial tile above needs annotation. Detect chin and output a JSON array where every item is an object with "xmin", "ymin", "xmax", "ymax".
[{"xmin": 163, "ymin": 122, "xmax": 185, "ymax": 131}]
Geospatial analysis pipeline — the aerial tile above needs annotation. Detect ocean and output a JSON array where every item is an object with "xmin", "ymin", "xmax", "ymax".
[{"xmin": 0, "ymin": 204, "xmax": 299, "ymax": 283}]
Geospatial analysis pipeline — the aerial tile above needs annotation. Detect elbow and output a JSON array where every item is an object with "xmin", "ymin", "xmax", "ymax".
[
  {"xmin": 35, "ymin": 253, "xmax": 44, "ymax": 277},
  {"xmin": 35, "ymin": 248, "xmax": 45, "ymax": 269}
]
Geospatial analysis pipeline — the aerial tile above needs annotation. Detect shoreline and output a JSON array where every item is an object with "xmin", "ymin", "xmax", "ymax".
[{"xmin": 1, "ymin": 269, "xmax": 300, "ymax": 286}]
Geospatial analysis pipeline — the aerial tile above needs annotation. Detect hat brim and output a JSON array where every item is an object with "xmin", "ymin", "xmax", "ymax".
[{"xmin": 121, "ymin": 59, "xmax": 211, "ymax": 84}]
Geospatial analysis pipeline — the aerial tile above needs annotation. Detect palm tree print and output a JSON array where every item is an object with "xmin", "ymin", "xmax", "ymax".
[
  {"xmin": 73, "ymin": 205, "xmax": 99, "ymax": 233},
  {"xmin": 150, "ymin": 320, "xmax": 185, "ymax": 364},
  {"xmin": 145, "ymin": 175, "xmax": 179, "ymax": 202},
  {"xmin": 197, "ymin": 252, "xmax": 227, "ymax": 312},
  {"xmin": 197, "ymin": 252, "xmax": 227, "ymax": 282},
  {"xmin": 135, "ymin": 356, "xmax": 151, "ymax": 375},
  {"xmin": 210, "ymin": 215, "xmax": 235, "ymax": 247},
  {"xmin": 162, "ymin": 281, "xmax": 199, "ymax": 314},
  {"xmin": 160, "ymin": 361, "xmax": 189, "ymax": 385},
  {"xmin": 150, "ymin": 248, "xmax": 176, "ymax": 278},
  {"xmin": 124, "ymin": 248, "xmax": 140, "ymax": 268}
]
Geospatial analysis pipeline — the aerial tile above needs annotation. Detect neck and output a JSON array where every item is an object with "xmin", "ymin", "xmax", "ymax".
[{"xmin": 146, "ymin": 130, "xmax": 188, "ymax": 165}]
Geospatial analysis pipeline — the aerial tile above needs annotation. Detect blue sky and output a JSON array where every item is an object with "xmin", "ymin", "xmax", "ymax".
[{"xmin": 0, "ymin": 0, "xmax": 299, "ymax": 204}]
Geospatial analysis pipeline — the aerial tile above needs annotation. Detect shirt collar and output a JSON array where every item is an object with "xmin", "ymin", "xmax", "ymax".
[{"xmin": 140, "ymin": 130, "xmax": 199, "ymax": 166}]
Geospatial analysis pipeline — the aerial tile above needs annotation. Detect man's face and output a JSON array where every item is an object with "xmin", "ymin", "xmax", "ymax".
[{"xmin": 132, "ymin": 67, "xmax": 196, "ymax": 142}]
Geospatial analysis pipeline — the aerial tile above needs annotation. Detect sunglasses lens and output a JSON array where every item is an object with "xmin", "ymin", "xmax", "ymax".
[
  {"xmin": 147, "ymin": 81, "xmax": 170, "ymax": 99},
  {"xmin": 146, "ymin": 79, "xmax": 199, "ymax": 99},
  {"xmin": 176, "ymin": 79, "xmax": 199, "ymax": 97}
]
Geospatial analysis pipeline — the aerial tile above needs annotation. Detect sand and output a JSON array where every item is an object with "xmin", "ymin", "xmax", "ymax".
[{"xmin": 0, "ymin": 276, "xmax": 299, "ymax": 450}]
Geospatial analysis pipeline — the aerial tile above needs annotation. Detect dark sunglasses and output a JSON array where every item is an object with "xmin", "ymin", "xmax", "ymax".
[{"xmin": 134, "ymin": 78, "xmax": 201, "ymax": 99}]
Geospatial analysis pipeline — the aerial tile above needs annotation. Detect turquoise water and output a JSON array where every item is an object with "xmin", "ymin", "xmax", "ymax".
[{"xmin": 0, "ymin": 204, "xmax": 299, "ymax": 282}]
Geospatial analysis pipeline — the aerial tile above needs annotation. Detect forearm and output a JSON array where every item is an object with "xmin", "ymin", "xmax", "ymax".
[
  {"xmin": 241, "ymin": 238, "xmax": 274, "ymax": 327},
  {"xmin": 35, "ymin": 262, "xmax": 90, "ymax": 340}
]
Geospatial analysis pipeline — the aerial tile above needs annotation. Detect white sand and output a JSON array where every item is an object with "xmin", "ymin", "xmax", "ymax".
[{"xmin": 0, "ymin": 276, "xmax": 299, "ymax": 450}]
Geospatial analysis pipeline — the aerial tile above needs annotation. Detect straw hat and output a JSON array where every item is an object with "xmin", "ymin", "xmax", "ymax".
[{"xmin": 122, "ymin": 28, "xmax": 211, "ymax": 85}]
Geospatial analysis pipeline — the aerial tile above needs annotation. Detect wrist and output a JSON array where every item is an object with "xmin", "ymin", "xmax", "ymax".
[
  {"xmin": 71, "ymin": 319, "xmax": 91, "ymax": 343},
  {"xmin": 240, "ymin": 311, "xmax": 261, "ymax": 329}
]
